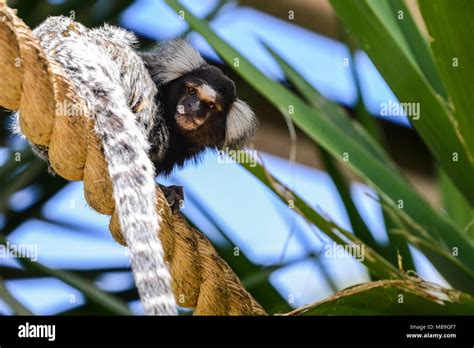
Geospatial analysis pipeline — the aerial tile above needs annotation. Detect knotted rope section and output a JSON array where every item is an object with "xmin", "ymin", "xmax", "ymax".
[{"xmin": 0, "ymin": 1, "xmax": 265, "ymax": 316}]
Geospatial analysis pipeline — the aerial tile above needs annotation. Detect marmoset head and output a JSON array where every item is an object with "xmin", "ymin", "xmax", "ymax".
[
  {"xmin": 163, "ymin": 65, "xmax": 235, "ymax": 138},
  {"xmin": 141, "ymin": 39, "xmax": 257, "ymax": 172}
]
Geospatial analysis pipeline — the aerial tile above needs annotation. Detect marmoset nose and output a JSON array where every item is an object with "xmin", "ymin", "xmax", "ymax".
[{"xmin": 184, "ymin": 99, "xmax": 199, "ymax": 115}]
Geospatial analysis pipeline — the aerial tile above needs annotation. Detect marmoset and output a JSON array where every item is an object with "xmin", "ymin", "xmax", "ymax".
[
  {"xmin": 12, "ymin": 16, "xmax": 257, "ymax": 315},
  {"xmin": 140, "ymin": 40, "xmax": 257, "ymax": 173},
  {"xmin": 139, "ymin": 39, "xmax": 257, "ymax": 210}
]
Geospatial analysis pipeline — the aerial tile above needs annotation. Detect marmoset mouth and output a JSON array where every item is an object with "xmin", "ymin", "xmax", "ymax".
[{"xmin": 176, "ymin": 114, "xmax": 205, "ymax": 130}]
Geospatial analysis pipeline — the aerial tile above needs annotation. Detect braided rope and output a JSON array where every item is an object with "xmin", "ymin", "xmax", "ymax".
[{"xmin": 0, "ymin": 1, "xmax": 265, "ymax": 316}]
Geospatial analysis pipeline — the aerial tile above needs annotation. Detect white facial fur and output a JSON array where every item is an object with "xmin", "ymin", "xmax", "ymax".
[
  {"xmin": 224, "ymin": 99, "xmax": 256, "ymax": 147},
  {"xmin": 158, "ymin": 40, "xmax": 206, "ymax": 84},
  {"xmin": 200, "ymin": 84, "xmax": 216, "ymax": 100}
]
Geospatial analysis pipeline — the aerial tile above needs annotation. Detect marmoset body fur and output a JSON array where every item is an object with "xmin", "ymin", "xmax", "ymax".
[{"xmin": 12, "ymin": 16, "xmax": 257, "ymax": 315}]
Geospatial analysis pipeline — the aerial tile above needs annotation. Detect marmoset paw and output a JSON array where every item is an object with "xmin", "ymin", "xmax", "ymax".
[{"xmin": 159, "ymin": 185, "xmax": 184, "ymax": 213}]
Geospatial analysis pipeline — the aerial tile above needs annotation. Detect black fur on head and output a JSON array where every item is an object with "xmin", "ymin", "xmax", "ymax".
[{"xmin": 140, "ymin": 39, "xmax": 257, "ymax": 174}]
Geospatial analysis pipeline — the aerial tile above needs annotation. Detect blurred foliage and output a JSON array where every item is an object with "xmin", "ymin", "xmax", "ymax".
[
  {"xmin": 288, "ymin": 279, "xmax": 474, "ymax": 316},
  {"xmin": 165, "ymin": 0, "xmax": 474, "ymax": 313},
  {"xmin": 1, "ymin": 0, "xmax": 473, "ymax": 316}
]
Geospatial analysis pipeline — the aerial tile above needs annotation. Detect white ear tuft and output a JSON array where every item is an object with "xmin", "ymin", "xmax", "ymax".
[{"xmin": 224, "ymin": 99, "xmax": 257, "ymax": 149}]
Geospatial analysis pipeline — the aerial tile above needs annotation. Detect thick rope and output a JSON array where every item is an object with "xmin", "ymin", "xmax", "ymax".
[{"xmin": 0, "ymin": 2, "xmax": 265, "ymax": 316}]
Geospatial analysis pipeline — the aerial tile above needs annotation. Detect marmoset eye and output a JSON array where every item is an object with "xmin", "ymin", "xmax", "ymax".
[{"xmin": 188, "ymin": 86, "xmax": 196, "ymax": 96}]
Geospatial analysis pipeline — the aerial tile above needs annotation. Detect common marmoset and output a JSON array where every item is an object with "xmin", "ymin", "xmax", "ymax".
[
  {"xmin": 139, "ymin": 40, "xmax": 257, "ymax": 173},
  {"xmin": 12, "ymin": 16, "xmax": 257, "ymax": 315}
]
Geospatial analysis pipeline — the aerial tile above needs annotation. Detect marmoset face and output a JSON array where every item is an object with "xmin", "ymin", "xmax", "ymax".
[{"xmin": 164, "ymin": 66, "xmax": 236, "ymax": 135}]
